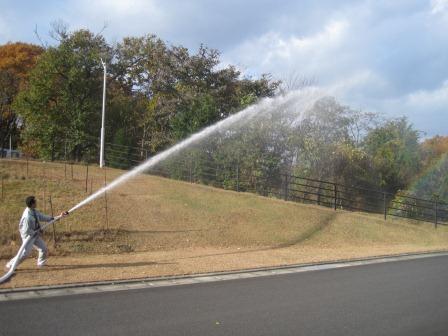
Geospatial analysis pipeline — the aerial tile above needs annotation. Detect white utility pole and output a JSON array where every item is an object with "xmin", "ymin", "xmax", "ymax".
[{"xmin": 100, "ymin": 58, "xmax": 107, "ymax": 168}]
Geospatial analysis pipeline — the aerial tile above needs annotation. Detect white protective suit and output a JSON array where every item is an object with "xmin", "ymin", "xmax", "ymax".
[{"xmin": 6, "ymin": 207, "xmax": 54, "ymax": 268}]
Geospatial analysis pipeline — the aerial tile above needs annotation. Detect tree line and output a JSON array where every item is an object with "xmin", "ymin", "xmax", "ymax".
[
  {"xmin": 1, "ymin": 27, "xmax": 278, "ymax": 161},
  {"xmin": 0, "ymin": 27, "xmax": 447, "ymax": 200},
  {"xmin": 157, "ymin": 97, "xmax": 447, "ymax": 199}
]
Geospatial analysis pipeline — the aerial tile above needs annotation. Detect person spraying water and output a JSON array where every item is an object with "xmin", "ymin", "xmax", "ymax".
[
  {"xmin": 4, "ymin": 196, "xmax": 68, "ymax": 271},
  {"xmin": 0, "ymin": 88, "xmax": 323, "ymax": 284}
]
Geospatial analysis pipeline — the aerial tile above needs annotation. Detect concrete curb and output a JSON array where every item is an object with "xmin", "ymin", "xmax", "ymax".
[{"xmin": 1, "ymin": 250, "xmax": 448, "ymax": 301}]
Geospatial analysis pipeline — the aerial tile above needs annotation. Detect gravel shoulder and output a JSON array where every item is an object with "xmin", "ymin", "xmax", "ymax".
[{"xmin": 2, "ymin": 244, "xmax": 447, "ymax": 289}]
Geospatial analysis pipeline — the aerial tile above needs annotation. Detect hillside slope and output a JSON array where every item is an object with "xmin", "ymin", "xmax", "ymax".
[
  {"xmin": 1, "ymin": 159, "xmax": 448, "ymax": 288},
  {"xmin": 1, "ymin": 159, "xmax": 447, "ymax": 257}
]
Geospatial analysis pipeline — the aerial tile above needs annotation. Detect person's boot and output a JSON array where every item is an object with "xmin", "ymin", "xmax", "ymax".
[
  {"xmin": 37, "ymin": 259, "xmax": 47, "ymax": 268},
  {"xmin": 4, "ymin": 262, "xmax": 11, "ymax": 272}
]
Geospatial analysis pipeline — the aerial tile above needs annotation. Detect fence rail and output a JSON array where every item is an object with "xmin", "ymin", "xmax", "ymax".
[
  {"xmin": 105, "ymin": 145, "xmax": 448, "ymax": 227},
  {"xmin": 144, "ymin": 158, "xmax": 448, "ymax": 228},
  {"xmin": 1, "ymin": 145, "xmax": 447, "ymax": 231}
]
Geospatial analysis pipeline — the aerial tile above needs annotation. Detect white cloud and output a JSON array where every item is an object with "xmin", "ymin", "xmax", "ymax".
[
  {"xmin": 431, "ymin": 0, "xmax": 448, "ymax": 14},
  {"xmin": 222, "ymin": 1, "xmax": 448, "ymax": 135},
  {"xmin": 328, "ymin": 70, "xmax": 391, "ymax": 99},
  {"xmin": 68, "ymin": 0, "xmax": 167, "ymax": 39},
  {"xmin": 353, "ymin": 80, "xmax": 448, "ymax": 136},
  {"xmin": 88, "ymin": 0, "xmax": 158, "ymax": 16},
  {"xmin": 226, "ymin": 19, "xmax": 350, "ymax": 79},
  {"xmin": 407, "ymin": 80, "xmax": 448, "ymax": 109},
  {"xmin": 287, "ymin": 20, "xmax": 348, "ymax": 50},
  {"xmin": 0, "ymin": 0, "xmax": 446, "ymax": 135}
]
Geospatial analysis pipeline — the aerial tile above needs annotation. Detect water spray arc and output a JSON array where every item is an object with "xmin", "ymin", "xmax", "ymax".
[
  {"xmin": 68, "ymin": 89, "xmax": 322, "ymax": 213},
  {"xmin": 0, "ymin": 89, "xmax": 322, "ymax": 284}
]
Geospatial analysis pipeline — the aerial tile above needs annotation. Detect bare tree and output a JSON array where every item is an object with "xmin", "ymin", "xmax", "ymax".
[{"xmin": 278, "ymin": 71, "xmax": 317, "ymax": 94}]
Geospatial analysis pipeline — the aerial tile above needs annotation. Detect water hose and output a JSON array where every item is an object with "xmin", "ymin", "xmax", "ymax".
[{"xmin": 0, "ymin": 214, "xmax": 65, "ymax": 284}]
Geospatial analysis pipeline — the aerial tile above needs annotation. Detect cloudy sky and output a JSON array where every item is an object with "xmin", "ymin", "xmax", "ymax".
[{"xmin": 1, "ymin": 0, "xmax": 447, "ymax": 136}]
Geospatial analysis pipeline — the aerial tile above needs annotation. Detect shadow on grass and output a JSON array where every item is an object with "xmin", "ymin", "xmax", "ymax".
[
  {"xmin": 17, "ymin": 260, "xmax": 175, "ymax": 273},
  {"xmin": 170, "ymin": 213, "xmax": 338, "ymax": 262},
  {"xmin": 8, "ymin": 215, "xmax": 335, "ymax": 275},
  {"xmin": 122, "ymin": 229, "xmax": 205, "ymax": 234},
  {"xmin": 58, "ymin": 229, "xmax": 205, "ymax": 242}
]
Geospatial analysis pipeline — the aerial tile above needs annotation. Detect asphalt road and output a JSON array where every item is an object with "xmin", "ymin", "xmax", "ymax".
[{"xmin": 2, "ymin": 255, "xmax": 448, "ymax": 336}]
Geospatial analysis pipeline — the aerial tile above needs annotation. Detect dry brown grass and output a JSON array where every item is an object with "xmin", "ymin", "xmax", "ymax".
[{"xmin": 1, "ymin": 159, "xmax": 448, "ymax": 288}]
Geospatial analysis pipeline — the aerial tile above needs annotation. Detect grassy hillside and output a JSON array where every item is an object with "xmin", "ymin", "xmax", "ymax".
[{"xmin": 1, "ymin": 159, "xmax": 448, "ymax": 259}]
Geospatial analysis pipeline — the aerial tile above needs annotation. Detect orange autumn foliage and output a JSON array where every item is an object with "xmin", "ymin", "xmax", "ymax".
[
  {"xmin": 0, "ymin": 42, "xmax": 44, "ymax": 85},
  {"xmin": 0, "ymin": 42, "xmax": 44, "ymax": 152},
  {"xmin": 422, "ymin": 136, "xmax": 448, "ymax": 156},
  {"xmin": 420, "ymin": 136, "xmax": 448, "ymax": 167}
]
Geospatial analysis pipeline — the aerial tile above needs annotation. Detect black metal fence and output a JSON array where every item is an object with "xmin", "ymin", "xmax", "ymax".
[
  {"xmin": 142, "ymin": 156, "xmax": 448, "ymax": 228},
  {"xmin": 3, "ymin": 139, "xmax": 447, "ymax": 228}
]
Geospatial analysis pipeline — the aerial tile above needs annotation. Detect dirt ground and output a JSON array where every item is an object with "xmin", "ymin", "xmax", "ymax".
[
  {"xmin": 2, "ymin": 161, "xmax": 448, "ymax": 289},
  {"xmin": 2, "ymin": 244, "xmax": 447, "ymax": 289}
]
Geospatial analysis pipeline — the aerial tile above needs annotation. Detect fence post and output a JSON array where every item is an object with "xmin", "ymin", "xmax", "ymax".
[
  {"xmin": 383, "ymin": 192, "xmax": 387, "ymax": 220},
  {"xmin": 236, "ymin": 163, "xmax": 240, "ymax": 192},
  {"xmin": 435, "ymin": 200, "xmax": 438, "ymax": 229},
  {"xmin": 283, "ymin": 174, "xmax": 289, "ymax": 201},
  {"xmin": 43, "ymin": 181, "xmax": 46, "ymax": 213},
  {"xmin": 71, "ymin": 162, "xmax": 74, "ymax": 180},
  {"xmin": 189, "ymin": 158, "xmax": 193, "ymax": 183},
  {"xmin": 49, "ymin": 195, "xmax": 56, "ymax": 246},
  {"xmin": 48, "ymin": 161, "xmax": 52, "ymax": 181},
  {"xmin": 333, "ymin": 183, "xmax": 337, "ymax": 210},
  {"xmin": 26, "ymin": 156, "xmax": 29, "ymax": 178},
  {"xmin": 216, "ymin": 163, "xmax": 219, "ymax": 186},
  {"xmin": 85, "ymin": 163, "xmax": 89, "ymax": 192},
  {"xmin": 252, "ymin": 169, "xmax": 258, "ymax": 194}
]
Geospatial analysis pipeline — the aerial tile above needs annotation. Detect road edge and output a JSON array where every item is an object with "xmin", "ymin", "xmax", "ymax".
[{"xmin": 1, "ymin": 250, "xmax": 448, "ymax": 301}]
